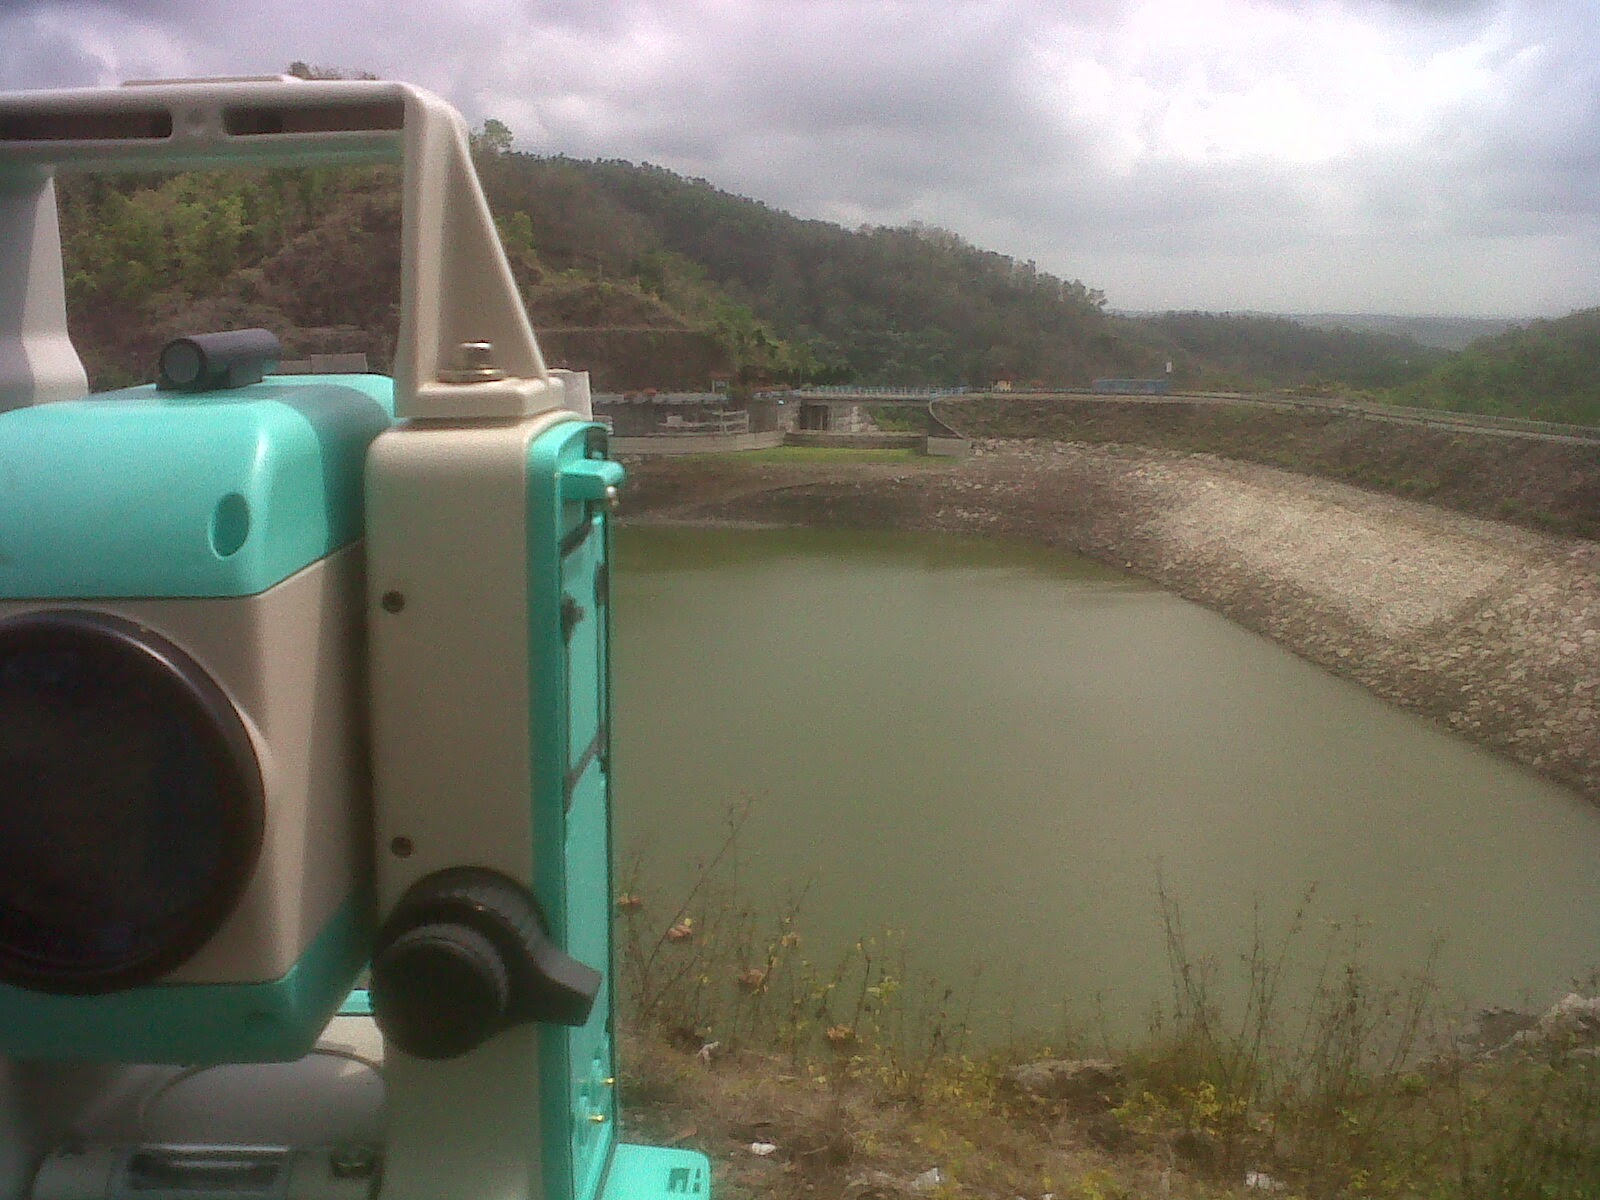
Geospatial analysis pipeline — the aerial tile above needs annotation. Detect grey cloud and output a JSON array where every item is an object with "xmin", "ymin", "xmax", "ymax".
[
  {"xmin": 0, "ymin": 20, "xmax": 110, "ymax": 89},
  {"xmin": 0, "ymin": 0, "xmax": 1593, "ymax": 315}
]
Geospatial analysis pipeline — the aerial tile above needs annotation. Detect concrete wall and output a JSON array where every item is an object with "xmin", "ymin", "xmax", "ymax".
[
  {"xmin": 611, "ymin": 430, "xmax": 785, "ymax": 456},
  {"xmin": 926, "ymin": 435, "xmax": 971, "ymax": 458},
  {"xmin": 596, "ymin": 395, "xmax": 780, "ymax": 437}
]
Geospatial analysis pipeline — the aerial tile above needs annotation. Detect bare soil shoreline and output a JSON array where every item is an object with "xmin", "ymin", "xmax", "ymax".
[{"xmin": 620, "ymin": 441, "xmax": 1600, "ymax": 803}]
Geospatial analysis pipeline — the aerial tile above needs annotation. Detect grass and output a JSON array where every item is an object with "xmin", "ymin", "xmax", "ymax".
[{"xmin": 615, "ymin": 812, "xmax": 1600, "ymax": 1199}]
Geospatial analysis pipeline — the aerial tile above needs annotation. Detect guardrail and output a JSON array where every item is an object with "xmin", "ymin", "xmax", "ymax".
[
  {"xmin": 979, "ymin": 388, "xmax": 1600, "ymax": 445},
  {"xmin": 788, "ymin": 385, "xmax": 970, "ymax": 399},
  {"xmin": 1264, "ymin": 393, "xmax": 1600, "ymax": 442}
]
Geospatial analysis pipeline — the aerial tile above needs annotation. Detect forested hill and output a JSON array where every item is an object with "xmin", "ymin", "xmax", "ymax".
[
  {"xmin": 1135, "ymin": 311, "xmax": 1446, "ymax": 391},
  {"xmin": 476, "ymin": 152, "xmax": 1142, "ymax": 385},
  {"xmin": 1392, "ymin": 308, "xmax": 1600, "ymax": 426},
  {"xmin": 49, "ymin": 122, "xmax": 1586, "ymax": 411},
  {"xmin": 54, "ymin": 140, "xmax": 1153, "ymax": 391}
]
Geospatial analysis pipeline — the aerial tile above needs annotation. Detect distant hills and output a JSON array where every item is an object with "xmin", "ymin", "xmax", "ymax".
[
  {"xmin": 1117, "ymin": 312, "xmax": 1530, "ymax": 352},
  {"xmin": 1129, "ymin": 311, "xmax": 1446, "ymax": 391},
  {"xmin": 47, "ymin": 119, "xmax": 1596, "ymax": 424},
  {"xmin": 1294, "ymin": 314, "xmax": 1528, "ymax": 352}
]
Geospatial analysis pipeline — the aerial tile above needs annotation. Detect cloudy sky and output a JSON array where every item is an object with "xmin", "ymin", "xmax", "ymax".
[{"xmin": 2, "ymin": 0, "xmax": 1594, "ymax": 317}]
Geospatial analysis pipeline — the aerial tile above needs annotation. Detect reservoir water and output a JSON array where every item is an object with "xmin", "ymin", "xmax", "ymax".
[{"xmin": 611, "ymin": 525, "xmax": 1600, "ymax": 1037}]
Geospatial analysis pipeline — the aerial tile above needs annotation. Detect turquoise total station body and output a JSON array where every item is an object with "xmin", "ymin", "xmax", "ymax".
[
  {"xmin": 0, "ymin": 375, "xmax": 393, "ymax": 600},
  {"xmin": 0, "ymin": 368, "xmax": 632, "ymax": 1133},
  {"xmin": 0, "ymin": 375, "xmax": 392, "ymax": 1062}
]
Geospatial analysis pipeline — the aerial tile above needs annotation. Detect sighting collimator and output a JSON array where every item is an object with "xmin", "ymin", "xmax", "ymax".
[{"xmin": 157, "ymin": 328, "xmax": 282, "ymax": 393}]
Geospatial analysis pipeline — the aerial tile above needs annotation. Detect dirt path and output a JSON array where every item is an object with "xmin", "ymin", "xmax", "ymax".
[{"xmin": 621, "ymin": 441, "xmax": 1600, "ymax": 802}]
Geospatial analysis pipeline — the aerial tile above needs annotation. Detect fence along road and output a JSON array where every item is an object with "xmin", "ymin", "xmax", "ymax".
[{"xmin": 941, "ymin": 388, "xmax": 1600, "ymax": 447}]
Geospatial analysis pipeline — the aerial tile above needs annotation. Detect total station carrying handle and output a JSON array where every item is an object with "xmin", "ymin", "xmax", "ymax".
[{"xmin": 0, "ymin": 76, "xmax": 555, "ymax": 420}]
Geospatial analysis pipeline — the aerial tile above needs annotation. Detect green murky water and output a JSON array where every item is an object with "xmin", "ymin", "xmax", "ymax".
[{"xmin": 611, "ymin": 525, "xmax": 1600, "ymax": 1036}]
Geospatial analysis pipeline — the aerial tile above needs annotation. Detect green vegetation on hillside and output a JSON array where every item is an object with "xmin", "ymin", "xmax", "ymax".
[
  {"xmin": 56, "ymin": 165, "xmax": 403, "ymax": 388},
  {"xmin": 1140, "ymin": 311, "xmax": 1446, "ymax": 392},
  {"xmin": 52, "ymin": 99, "xmax": 1147, "ymax": 391},
  {"xmin": 51, "ymin": 109, "xmax": 818, "ymax": 390},
  {"xmin": 472, "ymin": 150, "xmax": 1133, "ymax": 386},
  {"xmin": 1392, "ymin": 309, "xmax": 1600, "ymax": 426}
]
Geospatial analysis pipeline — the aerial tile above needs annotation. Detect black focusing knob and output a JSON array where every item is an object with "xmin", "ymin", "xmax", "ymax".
[
  {"xmin": 369, "ymin": 922, "xmax": 511, "ymax": 1061},
  {"xmin": 369, "ymin": 868, "xmax": 602, "ymax": 1060}
]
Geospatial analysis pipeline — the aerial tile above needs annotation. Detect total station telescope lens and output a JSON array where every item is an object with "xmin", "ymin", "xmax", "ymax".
[{"xmin": 0, "ymin": 612, "xmax": 264, "ymax": 994}]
